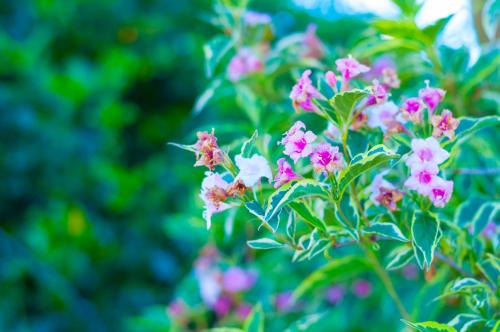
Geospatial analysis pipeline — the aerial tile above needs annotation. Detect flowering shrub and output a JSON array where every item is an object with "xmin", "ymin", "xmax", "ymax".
[{"xmin": 170, "ymin": 1, "xmax": 499, "ymax": 331}]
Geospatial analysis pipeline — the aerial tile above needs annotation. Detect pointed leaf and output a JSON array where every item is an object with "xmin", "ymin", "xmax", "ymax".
[
  {"xmin": 240, "ymin": 130, "xmax": 258, "ymax": 157},
  {"xmin": 289, "ymin": 201, "xmax": 327, "ymax": 232},
  {"xmin": 402, "ymin": 320, "xmax": 457, "ymax": 332},
  {"xmin": 411, "ymin": 212, "xmax": 441, "ymax": 271},
  {"xmin": 443, "ymin": 116, "xmax": 500, "ymax": 151},
  {"xmin": 363, "ymin": 222, "xmax": 409, "ymax": 242},
  {"xmin": 386, "ymin": 245, "xmax": 414, "ymax": 270},
  {"xmin": 450, "ymin": 278, "xmax": 485, "ymax": 292},
  {"xmin": 204, "ymin": 35, "xmax": 233, "ymax": 78},
  {"xmin": 335, "ymin": 195, "xmax": 359, "ymax": 240},
  {"xmin": 471, "ymin": 202, "xmax": 499, "ymax": 235},
  {"xmin": 327, "ymin": 89, "xmax": 368, "ymax": 125},
  {"xmin": 448, "ymin": 314, "xmax": 484, "ymax": 332},
  {"xmin": 247, "ymin": 238, "xmax": 285, "ymax": 250},
  {"xmin": 243, "ymin": 304, "xmax": 264, "ymax": 332}
]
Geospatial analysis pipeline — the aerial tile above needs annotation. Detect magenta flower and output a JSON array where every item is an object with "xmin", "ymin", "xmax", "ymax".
[
  {"xmin": 228, "ymin": 48, "xmax": 263, "ymax": 82},
  {"xmin": 352, "ymin": 279, "xmax": 372, "ymax": 298},
  {"xmin": 365, "ymin": 56, "xmax": 395, "ymax": 79},
  {"xmin": 431, "ymin": 109, "xmax": 460, "ymax": 140},
  {"xmin": 419, "ymin": 80, "xmax": 446, "ymax": 113},
  {"xmin": 244, "ymin": 11, "xmax": 272, "ymax": 26},
  {"xmin": 290, "ymin": 70, "xmax": 323, "ymax": 112},
  {"xmin": 213, "ymin": 295, "xmax": 232, "ymax": 317},
  {"xmin": 167, "ymin": 299, "xmax": 185, "ymax": 317},
  {"xmin": 404, "ymin": 162, "xmax": 439, "ymax": 195},
  {"xmin": 325, "ymin": 70, "xmax": 338, "ymax": 92},
  {"xmin": 222, "ymin": 267, "xmax": 256, "ymax": 293},
  {"xmin": 280, "ymin": 121, "xmax": 317, "ymax": 162},
  {"xmin": 401, "ymin": 97, "xmax": 424, "ymax": 123},
  {"xmin": 310, "ymin": 143, "xmax": 345, "ymax": 174},
  {"xmin": 274, "ymin": 158, "xmax": 299, "ymax": 188},
  {"xmin": 427, "ymin": 177, "xmax": 453, "ymax": 208},
  {"xmin": 368, "ymin": 79, "xmax": 389, "ymax": 105},
  {"xmin": 325, "ymin": 285, "xmax": 345, "ymax": 304},
  {"xmin": 302, "ymin": 24, "xmax": 324, "ymax": 59},
  {"xmin": 200, "ymin": 173, "xmax": 231, "ymax": 229},
  {"xmin": 275, "ymin": 291, "xmax": 294, "ymax": 312},
  {"xmin": 406, "ymin": 137, "xmax": 449, "ymax": 169},
  {"xmin": 366, "ymin": 101, "xmax": 399, "ymax": 132},
  {"xmin": 335, "ymin": 54, "xmax": 370, "ymax": 82},
  {"xmin": 236, "ymin": 303, "xmax": 253, "ymax": 320}
]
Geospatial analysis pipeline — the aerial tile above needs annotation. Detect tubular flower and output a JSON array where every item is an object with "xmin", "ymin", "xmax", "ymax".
[
  {"xmin": 200, "ymin": 172, "xmax": 231, "ymax": 229},
  {"xmin": 368, "ymin": 79, "xmax": 389, "ymax": 105},
  {"xmin": 401, "ymin": 97, "xmax": 424, "ymax": 123},
  {"xmin": 325, "ymin": 70, "xmax": 338, "ymax": 92},
  {"xmin": 404, "ymin": 162, "xmax": 439, "ymax": 195},
  {"xmin": 274, "ymin": 158, "xmax": 299, "ymax": 188},
  {"xmin": 310, "ymin": 143, "xmax": 344, "ymax": 174},
  {"xmin": 335, "ymin": 54, "xmax": 370, "ymax": 82},
  {"xmin": 280, "ymin": 121, "xmax": 317, "ymax": 162},
  {"xmin": 427, "ymin": 177, "xmax": 453, "ymax": 208},
  {"xmin": 194, "ymin": 129, "xmax": 225, "ymax": 170},
  {"xmin": 290, "ymin": 69, "xmax": 323, "ymax": 112},
  {"xmin": 406, "ymin": 137, "xmax": 449, "ymax": 168},
  {"xmin": 227, "ymin": 48, "xmax": 263, "ymax": 82},
  {"xmin": 431, "ymin": 109, "xmax": 460, "ymax": 140},
  {"xmin": 302, "ymin": 24, "xmax": 324, "ymax": 59},
  {"xmin": 366, "ymin": 101, "xmax": 399, "ymax": 132},
  {"xmin": 235, "ymin": 154, "xmax": 272, "ymax": 187},
  {"xmin": 381, "ymin": 67, "xmax": 400, "ymax": 89},
  {"xmin": 419, "ymin": 80, "xmax": 446, "ymax": 113}
]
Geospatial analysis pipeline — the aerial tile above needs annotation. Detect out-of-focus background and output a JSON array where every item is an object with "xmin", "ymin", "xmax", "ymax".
[{"xmin": 0, "ymin": 0, "xmax": 497, "ymax": 331}]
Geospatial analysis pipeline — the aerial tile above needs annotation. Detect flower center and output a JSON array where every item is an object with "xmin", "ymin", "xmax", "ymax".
[
  {"xmin": 418, "ymin": 148, "xmax": 433, "ymax": 161},
  {"xmin": 418, "ymin": 171, "xmax": 433, "ymax": 184}
]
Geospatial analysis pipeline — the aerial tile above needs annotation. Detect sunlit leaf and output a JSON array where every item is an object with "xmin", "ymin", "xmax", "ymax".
[
  {"xmin": 401, "ymin": 320, "xmax": 457, "ymax": 332},
  {"xmin": 244, "ymin": 304, "xmax": 264, "ymax": 332},
  {"xmin": 363, "ymin": 222, "xmax": 409, "ymax": 242}
]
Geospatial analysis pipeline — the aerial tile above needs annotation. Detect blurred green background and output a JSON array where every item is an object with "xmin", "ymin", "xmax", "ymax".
[{"xmin": 0, "ymin": 0, "xmax": 498, "ymax": 331}]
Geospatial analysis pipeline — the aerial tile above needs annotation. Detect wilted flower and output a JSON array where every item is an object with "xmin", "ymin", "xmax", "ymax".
[
  {"xmin": 427, "ymin": 177, "xmax": 453, "ymax": 208},
  {"xmin": 228, "ymin": 48, "xmax": 263, "ymax": 82},
  {"xmin": 381, "ymin": 67, "xmax": 401, "ymax": 89},
  {"xmin": 366, "ymin": 101, "xmax": 399, "ymax": 132},
  {"xmin": 335, "ymin": 54, "xmax": 370, "ymax": 82},
  {"xmin": 244, "ymin": 11, "xmax": 272, "ymax": 26},
  {"xmin": 213, "ymin": 295, "xmax": 232, "ymax": 317},
  {"xmin": 235, "ymin": 154, "xmax": 272, "ymax": 187},
  {"xmin": 274, "ymin": 158, "xmax": 299, "ymax": 188},
  {"xmin": 404, "ymin": 162, "xmax": 439, "ymax": 195},
  {"xmin": 222, "ymin": 267, "xmax": 256, "ymax": 293},
  {"xmin": 200, "ymin": 173, "xmax": 231, "ymax": 229},
  {"xmin": 325, "ymin": 70, "xmax": 338, "ymax": 92},
  {"xmin": 290, "ymin": 70, "xmax": 323, "ymax": 112},
  {"xmin": 275, "ymin": 291, "xmax": 294, "ymax": 312},
  {"xmin": 302, "ymin": 24, "xmax": 324, "ymax": 59},
  {"xmin": 367, "ymin": 80, "xmax": 389, "ymax": 105},
  {"xmin": 419, "ymin": 80, "xmax": 446, "ymax": 113},
  {"xmin": 352, "ymin": 279, "xmax": 372, "ymax": 298},
  {"xmin": 406, "ymin": 137, "xmax": 449, "ymax": 168},
  {"xmin": 431, "ymin": 109, "xmax": 460, "ymax": 140},
  {"xmin": 401, "ymin": 97, "xmax": 424, "ymax": 123},
  {"xmin": 310, "ymin": 143, "xmax": 344, "ymax": 174},
  {"xmin": 326, "ymin": 285, "xmax": 345, "ymax": 304},
  {"xmin": 226, "ymin": 178, "xmax": 247, "ymax": 197},
  {"xmin": 280, "ymin": 121, "xmax": 317, "ymax": 162},
  {"xmin": 369, "ymin": 172, "xmax": 393, "ymax": 203},
  {"xmin": 370, "ymin": 172, "xmax": 402, "ymax": 211},
  {"xmin": 194, "ymin": 129, "xmax": 224, "ymax": 170}
]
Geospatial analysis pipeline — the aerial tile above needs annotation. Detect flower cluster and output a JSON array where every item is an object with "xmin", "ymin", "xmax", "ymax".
[{"xmin": 228, "ymin": 47, "xmax": 263, "ymax": 82}]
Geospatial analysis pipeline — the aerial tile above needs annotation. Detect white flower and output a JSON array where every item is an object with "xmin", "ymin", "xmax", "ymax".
[
  {"xmin": 200, "ymin": 172, "xmax": 230, "ymax": 229},
  {"xmin": 366, "ymin": 101, "xmax": 399, "ymax": 132},
  {"xmin": 406, "ymin": 137, "xmax": 449, "ymax": 169},
  {"xmin": 235, "ymin": 154, "xmax": 272, "ymax": 187}
]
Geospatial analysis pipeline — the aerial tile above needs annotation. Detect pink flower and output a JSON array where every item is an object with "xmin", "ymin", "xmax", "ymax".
[
  {"xmin": 381, "ymin": 67, "xmax": 400, "ymax": 89},
  {"xmin": 404, "ymin": 162, "xmax": 439, "ymax": 195},
  {"xmin": 200, "ymin": 172, "xmax": 231, "ymax": 229},
  {"xmin": 406, "ymin": 137, "xmax": 450, "ymax": 168},
  {"xmin": 280, "ymin": 121, "xmax": 316, "ymax": 162},
  {"xmin": 335, "ymin": 54, "xmax": 370, "ymax": 82},
  {"xmin": 366, "ymin": 101, "xmax": 399, "ymax": 132},
  {"xmin": 236, "ymin": 304, "xmax": 253, "ymax": 320},
  {"xmin": 275, "ymin": 291, "xmax": 294, "ymax": 312},
  {"xmin": 367, "ymin": 80, "xmax": 389, "ymax": 106},
  {"xmin": 365, "ymin": 56, "xmax": 395, "ymax": 79},
  {"xmin": 325, "ymin": 70, "xmax": 338, "ymax": 92},
  {"xmin": 310, "ymin": 143, "xmax": 344, "ymax": 174},
  {"xmin": 302, "ymin": 24, "xmax": 324, "ymax": 59},
  {"xmin": 325, "ymin": 285, "xmax": 345, "ymax": 304},
  {"xmin": 352, "ymin": 279, "xmax": 372, "ymax": 298},
  {"xmin": 431, "ymin": 109, "xmax": 460, "ymax": 140},
  {"xmin": 290, "ymin": 70, "xmax": 323, "ymax": 112},
  {"xmin": 167, "ymin": 299, "xmax": 185, "ymax": 317},
  {"xmin": 213, "ymin": 295, "xmax": 232, "ymax": 317},
  {"xmin": 222, "ymin": 267, "xmax": 256, "ymax": 293},
  {"xmin": 274, "ymin": 158, "xmax": 299, "ymax": 188},
  {"xmin": 401, "ymin": 97, "xmax": 424, "ymax": 123},
  {"xmin": 228, "ymin": 48, "xmax": 263, "ymax": 82},
  {"xmin": 194, "ymin": 129, "xmax": 225, "ymax": 170},
  {"xmin": 427, "ymin": 177, "xmax": 453, "ymax": 208},
  {"xmin": 419, "ymin": 80, "xmax": 446, "ymax": 113},
  {"xmin": 244, "ymin": 11, "xmax": 272, "ymax": 26}
]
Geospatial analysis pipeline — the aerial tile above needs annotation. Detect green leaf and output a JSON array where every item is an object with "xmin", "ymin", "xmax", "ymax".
[
  {"xmin": 471, "ymin": 202, "xmax": 499, "ymax": 235},
  {"xmin": 293, "ymin": 256, "xmax": 369, "ymax": 299},
  {"xmin": 390, "ymin": 0, "xmax": 423, "ymax": 18},
  {"xmin": 363, "ymin": 222, "xmax": 409, "ymax": 242},
  {"xmin": 337, "ymin": 145, "xmax": 399, "ymax": 200},
  {"xmin": 243, "ymin": 304, "xmax": 264, "ymax": 332},
  {"xmin": 236, "ymin": 85, "xmax": 261, "ymax": 126},
  {"xmin": 453, "ymin": 196, "xmax": 487, "ymax": 227},
  {"xmin": 442, "ymin": 116, "xmax": 500, "ymax": 151},
  {"xmin": 411, "ymin": 212, "xmax": 441, "ymax": 271},
  {"xmin": 247, "ymin": 238, "xmax": 285, "ymax": 250},
  {"xmin": 386, "ymin": 245, "xmax": 414, "ymax": 270},
  {"xmin": 335, "ymin": 195, "xmax": 359, "ymax": 241},
  {"xmin": 450, "ymin": 278, "xmax": 485, "ymax": 292},
  {"xmin": 264, "ymin": 180, "xmax": 329, "ymax": 222},
  {"xmin": 448, "ymin": 314, "xmax": 485, "ymax": 332},
  {"xmin": 289, "ymin": 201, "xmax": 327, "ymax": 232},
  {"xmin": 193, "ymin": 78, "xmax": 223, "ymax": 115},
  {"xmin": 327, "ymin": 89, "xmax": 368, "ymax": 126},
  {"xmin": 476, "ymin": 254, "xmax": 500, "ymax": 287},
  {"xmin": 402, "ymin": 320, "xmax": 457, "ymax": 332},
  {"xmin": 168, "ymin": 142, "xmax": 196, "ymax": 153},
  {"xmin": 284, "ymin": 313, "xmax": 324, "ymax": 332},
  {"xmin": 460, "ymin": 50, "xmax": 500, "ymax": 95},
  {"xmin": 240, "ymin": 130, "xmax": 258, "ymax": 157},
  {"xmin": 204, "ymin": 35, "xmax": 233, "ymax": 78},
  {"xmin": 422, "ymin": 15, "xmax": 453, "ymax": 42},
  {"xmin": 205, "ymin": 329, "xmax": 244, "ymax": 332},
  {"xmin": 372, "ymin": 19, "xmax": 429, "ymax": 46}
]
